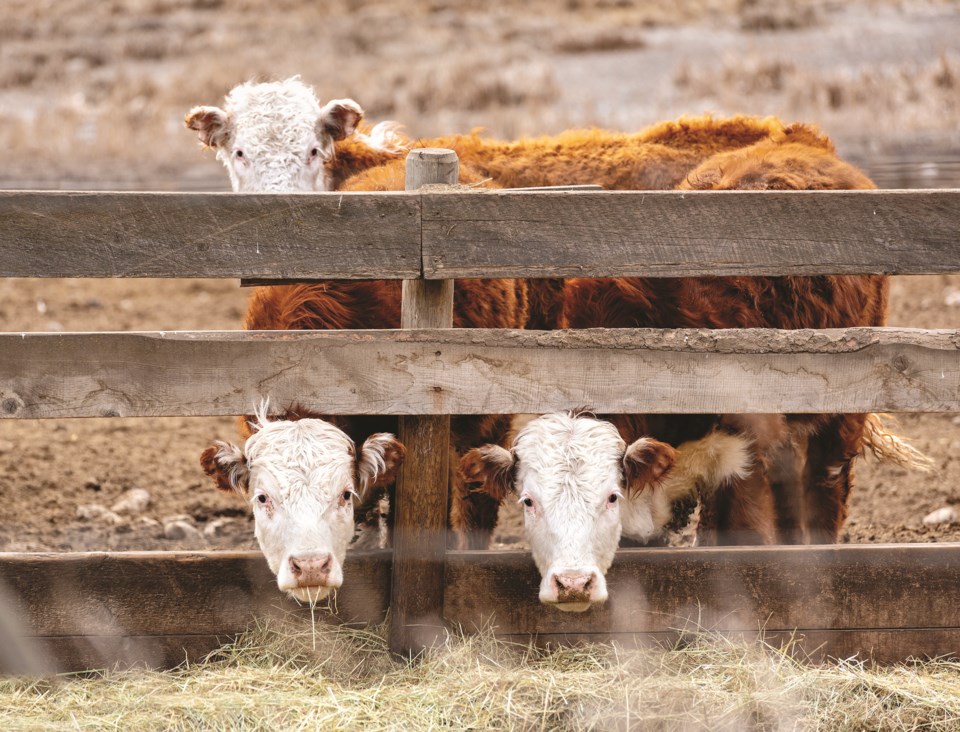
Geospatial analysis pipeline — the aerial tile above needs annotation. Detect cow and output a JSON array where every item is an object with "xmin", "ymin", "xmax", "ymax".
[
  {"xmin": 200, "ymin": 404, "xmax": 404, "ymax": 602},
  {"xmin": 560, "ymin": 125, "xmax": 890, "ymax": 545},
  {"xmin": 184, "ymin": 77, "xmax": 792, "ymax": 329},
  {"xmin": 459, "ymin": 410, "xmax": 755, "ymax": 611}
]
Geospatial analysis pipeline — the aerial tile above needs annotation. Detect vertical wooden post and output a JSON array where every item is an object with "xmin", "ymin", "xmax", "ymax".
[{"xmin": 389, "ymin": 149, "xmax": 458, "ymax": 656}]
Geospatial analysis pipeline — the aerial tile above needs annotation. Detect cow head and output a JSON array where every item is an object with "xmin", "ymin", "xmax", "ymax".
[
  {"xmin": 460, "ymin": 411, "xmax": 753, "ymax": 612},
  {"xmin": 185, "ymin": 77, "xmax": 364, "ymax": 192},
  {"xmin": 200, "ymin": 411, "xmax": 404, "ymax": 602}
]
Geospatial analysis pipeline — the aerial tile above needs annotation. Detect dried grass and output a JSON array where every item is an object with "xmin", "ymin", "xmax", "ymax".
[{"xmin": 3, "ymin": 620, "xmax": 960, "ymax": 731}]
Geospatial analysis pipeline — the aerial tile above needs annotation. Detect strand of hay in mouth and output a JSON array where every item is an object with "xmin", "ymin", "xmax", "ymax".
[{"xmin": 3, "ymin": 620, "xmax": 960, "ymax": 731}]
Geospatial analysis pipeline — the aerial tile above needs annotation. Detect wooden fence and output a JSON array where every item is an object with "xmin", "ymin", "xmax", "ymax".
[{"xmin": 1, "ymin": 149, "xmax": 959, "ymax": 671}]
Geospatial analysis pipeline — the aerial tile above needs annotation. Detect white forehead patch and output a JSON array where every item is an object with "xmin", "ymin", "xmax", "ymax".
[
  {"xmin": 513, "ymin": 412, "xmax": 625, "ymax": 504},
  {"xmin": 244, "ymin": 418, "xmax": 355, "ymax": 505},
  {"xmin": 223, "ymin": 77, "xmax": 320, "ymax": 155}
]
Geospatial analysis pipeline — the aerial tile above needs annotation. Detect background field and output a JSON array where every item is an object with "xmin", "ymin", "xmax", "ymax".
[{"xmin": 1, "ymin": 0, "xmax": 959, "ymax": 552}]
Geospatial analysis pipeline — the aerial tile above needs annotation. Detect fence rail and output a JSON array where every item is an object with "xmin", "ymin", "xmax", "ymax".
[
  {"xmin": 2, "ymin": 189, "xmax": 958, "ymax": 279},
  {"xmin": 1, "ymin": 327, "xmax": 958, "ymax": 419},
  {"xmin": 3, "ymin": 546, "xmax": 959, "ymax": 673}
]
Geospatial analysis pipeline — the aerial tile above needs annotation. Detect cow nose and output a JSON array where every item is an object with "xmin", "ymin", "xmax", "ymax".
[
  {"xmin": 553, "ymin": 571, "xmax": 596, "ymax": 602},
  {"xmin": 288, "ymin": 553, "xmax": 333, "ymax": 587}
]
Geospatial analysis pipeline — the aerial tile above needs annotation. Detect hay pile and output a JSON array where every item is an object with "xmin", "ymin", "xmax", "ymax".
[{"xmin": 2, "ymin": 620, "xmax": 960, "ymax": 730}]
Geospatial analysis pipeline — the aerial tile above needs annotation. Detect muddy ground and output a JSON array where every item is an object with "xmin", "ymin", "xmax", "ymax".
[{"xmin": 1, "ymin": 0, "xmax": 959, "ymax": 552}]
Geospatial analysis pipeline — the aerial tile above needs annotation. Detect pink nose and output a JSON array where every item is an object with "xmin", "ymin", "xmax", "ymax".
[
  {"xmin": 288, "ymin": 553, "xmax": 334, "ymax": 587},
  {"xmin": 552, "ymin": 572, "xmax": 597, "ymax": 603}
]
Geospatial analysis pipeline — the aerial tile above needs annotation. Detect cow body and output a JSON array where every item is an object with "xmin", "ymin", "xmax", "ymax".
[{"xmin": 563, "ymin": 127, "xmax": 887, "ymax": 544}]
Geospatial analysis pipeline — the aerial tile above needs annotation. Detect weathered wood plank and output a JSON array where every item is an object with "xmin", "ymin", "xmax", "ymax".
[
  {"xmin": 1, "ymin": 327, "xmax": 958, "ymax": 418},
  {"xmin": 390, "ymin": 150, "xmax": 457, "ymax": 656},
  {"xmin": 0, "ymin": 550, "xmax": 390, "ymax": 638},
  {"xmin": 3, "ymin": 546, "xmax": 959, "ymax": 671},
  {"xmin": 2, "ymin": 190, "xmax": 959, "ymax": 280},
  {"xmin": 422, "ymin": 189, "xmax": 960, "ymax": 278},
  {"xmin": 444, "ymin": 545, "xmax": 960, "ymax": 640},
  {"xmin": 0, "ymin": 191, "xmax": 421, "ymax": 279}
]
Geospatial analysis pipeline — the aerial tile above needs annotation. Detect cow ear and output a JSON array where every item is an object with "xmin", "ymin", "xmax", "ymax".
[
  {"xmin": 200, "ymin": 440, "xmax": 249, "ymax": 494},
  {"xmin": 459, "ymin": 445, "xmax": 515, "ymax": 503},
  {"xmin": 623, "ymin": 438, "xmax": 676, "ymax": 495},
  {"xmin": 185, "ymin": 105, "xmax": 230, "ymax": 148},
  {"xmin": 317, "ymin": 98, "xmax": 363, "ymax": 143},
  {"xmin": 357, "ymin": 433, "xmax": 405, "ymax": 496}
]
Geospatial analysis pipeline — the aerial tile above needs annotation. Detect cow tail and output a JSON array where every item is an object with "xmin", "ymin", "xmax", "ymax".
[{"xmin": 862, "ymin": 413, "xmax": 936, "ymax": 472}]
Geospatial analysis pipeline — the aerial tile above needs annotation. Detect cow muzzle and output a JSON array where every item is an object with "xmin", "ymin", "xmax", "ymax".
[
  {"xmin": 281, "ymin": 551, "xmax": 343, "ymax": 602},
  {"xmin": 540, "ymin": 568, "xmax": 607, "ymax": 612}
]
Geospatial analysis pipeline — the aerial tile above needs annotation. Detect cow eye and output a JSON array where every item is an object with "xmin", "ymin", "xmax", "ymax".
[
  {"xmin": 310, "ymin": 147, "xmax": 320, "ymax": 158},
  {"xmin": 255, "ymin": 493, "xmax": 270, "ymax": 508},
  {"xmin": 234, "ymin": 149, "xmax": 244, "ymax": 159},
  {"xmin": 608, "ymin": 493, "xmax": 619, "ymax": 504},
  {"xmin": 522, "ymin": 497, "xmax": 533, "ymax": 508}
]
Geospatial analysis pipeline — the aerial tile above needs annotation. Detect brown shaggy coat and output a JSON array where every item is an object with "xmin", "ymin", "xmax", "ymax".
[
  {"xmin": 242, "ymin": 116, "xmax": 882, "ymax": 548},
  {"xmin": 238, "ymin": 115, "xmax": 795, "ymax": 549},
  {"xmin": 562, "ymin": 124, "xmax": 885, "ymax": 544}
]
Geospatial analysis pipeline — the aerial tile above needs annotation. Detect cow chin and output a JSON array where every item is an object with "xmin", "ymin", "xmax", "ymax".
[
  {"xmin": 286, "ymin": 585, "xmax": 334, "ymax": 603},
  {"xmin": 549, "ymin": 600, "xmax": 597, "ymax": 613}
]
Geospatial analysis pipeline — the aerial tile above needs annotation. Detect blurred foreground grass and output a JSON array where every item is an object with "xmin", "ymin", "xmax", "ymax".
[{"xmin": 3, "ymin": 617, "xmax": 960, "ymax": 731}]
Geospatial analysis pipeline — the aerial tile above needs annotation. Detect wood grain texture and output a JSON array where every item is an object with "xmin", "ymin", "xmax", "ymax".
[
  {"xmin": 0, "ymin": 191, "xmax": 420, "ymax": 279},
  {"xmin": 2, "ymin": 327, "xmax": 958, "ymax": 418},
  {"xmin": 0, "ymin": 550, "xmax": 390, "ymax": 673},
  {"xmin": 404, "ymin": 148, "xmax": 459, "ymax": 192},
  {"xmin": 0, "ymin": 551, "xmax": 390, "ymax": 638},
  {"xmin": 3, "ymin": 546, "xmax": 959, "ymax": 671},
  {"xmin": 389, "ymin": 150, "xmax": 458, "ymax": 656},
  {"xmin": 2, "ymin": 189, "xmax": 958, "ymax": 280},
  {"xmin": 421, "ymin": 189, "xmax": 960, "ymax": 278},
  {"xmin": 443, "ymin": 545, "xmax": 960, "ymax": 637}
]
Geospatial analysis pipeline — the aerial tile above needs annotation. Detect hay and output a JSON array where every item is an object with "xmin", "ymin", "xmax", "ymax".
[{"xmin": 2, "ymin": 621, "xmax": 960, "ymax": 731}]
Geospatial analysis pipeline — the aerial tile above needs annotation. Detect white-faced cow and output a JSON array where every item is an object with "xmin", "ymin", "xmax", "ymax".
[
  {"xmin": 459, "ymin": 411, "xmax": 754, "ymax": 611},
  {"xmin": 200, "ymin": 406, "xmax": 404, "ymax": 602},
  {"xmin": 185, "ymin": 76, "xmax": 404, "ymax": 193}
]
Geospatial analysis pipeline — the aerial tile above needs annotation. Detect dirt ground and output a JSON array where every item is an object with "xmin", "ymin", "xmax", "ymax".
[{"xmin": 1, "ymin": 0, "xmax": 959, "ymax": 552}]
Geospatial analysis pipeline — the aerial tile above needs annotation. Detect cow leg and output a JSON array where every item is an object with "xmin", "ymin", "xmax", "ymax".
[
  {"xmin": 768, "ymin": 434, "xmax": 808, "ymax": 544},
  {"xmin": 697, "ymin": 468, "xmax": 777, "ymax": 546},
  {"xmin": 801, "ymin": 414, "xmax": 865, "ymax": 544},
  {"xmin": 448, "ymin": 448, "xmax": 502, "ymax": 549},
  {"xmin": 448, "ymin": 415, "xmax": 512, "ymax": 550}
]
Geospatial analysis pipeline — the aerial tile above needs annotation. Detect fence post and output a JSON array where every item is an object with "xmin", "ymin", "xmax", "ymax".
[{"xmin": 389, "ymin": 148, "xmax": 458, "ymax": 656}]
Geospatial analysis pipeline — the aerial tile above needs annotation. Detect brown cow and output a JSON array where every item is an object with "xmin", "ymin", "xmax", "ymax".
[{"xmin": 561, "ymin": 125, "xmax": 887, "ymax": 544}]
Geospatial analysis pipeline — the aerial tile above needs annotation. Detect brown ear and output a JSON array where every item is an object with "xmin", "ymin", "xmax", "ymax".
[
  {"xmin": 185, "ymin": 105, "xmax": 230, "ymax": 148},
  {"xmin": 318, "ymin": 98, "xmax": 363, "ymax": 142},
  {"xmin": 357, "ymin": 433, "xmax": 405, "ymax": 495},
  {"xmin": 623, "ymin": 438, "xmax": 676, "ymax": 495},
  {"xmin": 200, "ymin": 440, "xmax": 248, "ymax": 494},
  {"xmin": 458, "ymin": 445, "xmax": 515, "ymax": 503}
]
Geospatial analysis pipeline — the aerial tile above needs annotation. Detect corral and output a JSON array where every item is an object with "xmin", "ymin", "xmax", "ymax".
[{"xmin": 1, "ymin": 149, "xmax": 958, "ymax": 672}]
